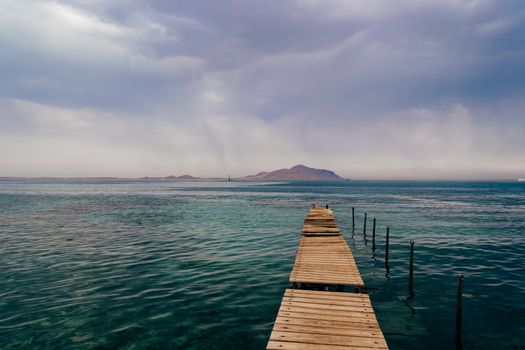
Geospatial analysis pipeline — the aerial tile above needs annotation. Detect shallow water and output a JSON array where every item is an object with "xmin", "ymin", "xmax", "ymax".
[{"xmin": 0, "ymin": 180, "xmax": 524, "ymax": 349}]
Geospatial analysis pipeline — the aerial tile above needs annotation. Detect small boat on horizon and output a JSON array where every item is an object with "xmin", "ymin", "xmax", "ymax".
[{"xmin": 518, "ymin": 178, "xmax": 525, "ymax": 182}]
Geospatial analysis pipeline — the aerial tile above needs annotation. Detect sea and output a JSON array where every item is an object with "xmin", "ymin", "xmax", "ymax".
[{"xmin": 0, "ymin": 180, "xmax": 524, "ymax": 349}]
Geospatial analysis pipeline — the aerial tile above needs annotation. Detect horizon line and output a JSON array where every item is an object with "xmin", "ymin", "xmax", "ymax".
[{"xmin": 0, "ymin": 175, "xmax": 522, "ymax": 182}]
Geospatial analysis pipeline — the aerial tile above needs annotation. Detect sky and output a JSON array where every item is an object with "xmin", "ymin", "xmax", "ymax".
[{"xmin": 1, "ymin": 0, "xmax": 524, "ymax": 179}]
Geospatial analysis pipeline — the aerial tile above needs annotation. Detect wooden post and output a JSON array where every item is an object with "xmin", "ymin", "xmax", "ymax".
[
  {"xmin": 385, "ymin": 227, "xmax": 390, "ymax": 268},
  {"xmin": 372, "ymin": 218, "xmax": 376, "ymax": 251},
  {"xmin": 363, "ymin": 212, "xmax": 367, "ymax": 237},
  {"xmin": 352, "ymin": 207, "xmax": 355, "ymax": 232},
  {"xmin": 455, "ymin": 274, "xmax": 464, "ymax": 350},
  {"xmin": 409, "ymin": 240, "xmax": 414, "ymax": 296}
]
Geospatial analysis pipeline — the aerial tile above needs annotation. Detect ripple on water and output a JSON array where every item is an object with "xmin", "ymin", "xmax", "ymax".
[{"xmin": 0, "ymin": 180, "xmax": 524, "ymax": 349}]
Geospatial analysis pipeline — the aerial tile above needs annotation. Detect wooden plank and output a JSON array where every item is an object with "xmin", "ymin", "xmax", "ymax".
[
  {"xmin": 290, "ymin": 275, "xmax": 363, "ymax": 285},
  {"xmin": 302, "ymin": 226, "xmax": 341, "ymax": 233},
  {"xmin": 290, "ymin": 235, "xmax": 364, "ymax": 287},
  {"xmin": 301, "ymin": 235, "xmax": 343, "ymax": 238},
  {"xmin": 268, "ymin": 340, "xmax": 386, "ymax": 350},
  {"xmin": 280, "ymin": 301, "xmax": 374, "ymax": 313},
  {"xmin": 272, "ymin": 323, "xmax": 380, "ymax": 338},
  {"xmin": 290, "ymin": 272, "xmax": 361, "ymax": 277},
  {"xmin": 308, "ymin": 208, "xmax": 332, "ymax": 212},
  {"xmin": 302, "ymin": 233, "xmax": 342, "ymax": 237},
  {"xmin": 278, "ymin": 307, "xmax": 376, "ymax": 321},
  {"xmin": 281, "ymin": 295, "xmax": 372, "ymax": 307},
  {"xmin": 275, "ymin": 316, "xmax": 380, "ymax": 331},
  {"xmin": 289, "ymin": 274, "xmax": 362, "ymax": 281},
  {"xmin": 298, "ymin": 235, "xmax": 346, "ymax": 243},
  {"xmin": 285, "ymin": 289, "xmax": 370, "ymax": 298},
  {"xmin": 290, "ymin": 275, "xmax": 362, "ymax": 282},
  {"xmin": 306, "ymin": 217, "xmax": 335, "ymax": 220},
  {"xmin": 293, "ymin": 260, "xmax": 359, "ymax": 264},
  {"xmin": 290, "ymin": 268, "xmax": 361, "ymax": 275},
  {"xmin": 308, "ymin": 212, "xmax": 333, "ymax": 216},
  {"xmin": 289, "ymin": 278, "xmax": 363, "ymax": 285},
  {"xmin": 278, "ymin": 310, "xmax": 377, "ymax": 324},
  {"xmin": 289, "ymin": 275, "xmax": 362, "ymax": 283},
  {"xmin": 291, "ymin": 265, "xmax": 361, "ymax": 271},
  {"xmin": 304, "ymin": 221, "xmax": 339, "ymax": 227},
  {"xmin": 303, "ymin": 224, "xmax": 339, "ymax": 228},
  {"xmin": 267, "ymin": 289, "xmax": 388, "ymax": 349},
  {"xmin": 270, "ymin": 331, "xmax": 387, "ymax": 348}
]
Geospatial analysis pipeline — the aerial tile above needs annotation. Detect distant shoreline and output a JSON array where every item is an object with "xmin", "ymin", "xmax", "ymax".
[
  {"xmin": 0, "ymin": 177, "xmax": 521, "ymax": 182},
  {"xmin": 0, "ymin": 177, "xmax": 347, "ymax": 182},
  {"xmin": 3, "ymin": 163, "xmax": 522, "ymax": 182},
  {"xmin": 0, "ymin": 165, "xmax": 349, "ymax": 182},
  {"xmin": 0, "ymin": 176, "xmax": 223, "ymax": 181}
]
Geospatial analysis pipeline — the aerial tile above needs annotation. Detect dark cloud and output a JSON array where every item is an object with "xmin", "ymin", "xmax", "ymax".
[{"xmin": 0, "ymin": 0, "xmax": 524, "ymax": 178}]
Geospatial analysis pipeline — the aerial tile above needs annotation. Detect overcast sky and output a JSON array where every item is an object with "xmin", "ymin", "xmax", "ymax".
[{"xmin": 1, "ymin": 0, "xmax": 524, "ymax": 179}]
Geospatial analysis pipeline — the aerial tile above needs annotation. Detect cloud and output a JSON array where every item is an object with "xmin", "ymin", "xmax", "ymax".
[
  {"xmin": 0, "ymin": 0, "xmax": 524, "ymax": 178},
  {"xmin": 0, "ymin": 98, "xmax": 303, "ymax": 177},
  {"xmin": 2, "ymin": 97, "xmax": 523, "ymax": 179},
  {"xmin": 0, "ymin": 0, "xmax": 202, "ymax": 110}
]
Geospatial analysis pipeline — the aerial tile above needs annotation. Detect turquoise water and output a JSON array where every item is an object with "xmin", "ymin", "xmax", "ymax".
[{"xmin": 0, "ymin": 180, "xmax": 524, "ymax": 349}]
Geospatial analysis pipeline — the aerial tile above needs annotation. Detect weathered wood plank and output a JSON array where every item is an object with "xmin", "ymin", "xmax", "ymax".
[
  {"xmin": 267, "ymin": 289, "xmax": 387, "ymax": 349},
  {"xmin": 290, "ymin": 235, "xmax": 364, "ymax": 287},
  {"xmin": 275, "ymin": 316, "xmax": 381, "ymax": 330},
  {"xmin": 281, "ymin": 296, "xmax": 369, "ymax": 307},
  {"xmin": 272, "ymin": 323, "xmax": 380, "ymax": 338},
  {"xmin": 278, "ymin": 310, "xmax": 377, "ymax": 324},
  {"xmin": 285, "ymin": 289, "xmax": 370, "ymax": 300},
  {"xmin": 267, "ymin": 340, "xmax": 387, "ymax": 350},
  {"xmin": 302, "ymin": 226, "xmax": 341, "ymax": 233},
  {"xmin": 270, "ymin": 331, "xmax": 387, "ymax": 348}
]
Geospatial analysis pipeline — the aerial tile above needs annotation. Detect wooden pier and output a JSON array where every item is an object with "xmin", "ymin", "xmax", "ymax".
[
  {"xmin": 267, "ymin": 205, "xmax": 388, "ymax": 349},
  {"xmin": 290, "ymin": 236, "xmax": 364, "ymax": 287}
]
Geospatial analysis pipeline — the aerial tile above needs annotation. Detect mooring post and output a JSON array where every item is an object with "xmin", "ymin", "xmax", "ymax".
[
  {"xmin": 409, "ymin": 240, "xmax": 415, "ymax": 296},
  {"xmin": 363, "ymin": 212, "xmax": 367, "ymax": 237},
  {"xmin": 372, "ymin": 218, "xmax": 376, "ymax": 251},
  {"xmin": 455, "ymin": 274, "xmax": 464, "ymax": 350},
  {"xmin": 385, "ymin": 227, "xmax": 390, "ymax": 268},
  {"xmin": 352, "ymin": 207, "xmax": 355, "ymax": 232}
]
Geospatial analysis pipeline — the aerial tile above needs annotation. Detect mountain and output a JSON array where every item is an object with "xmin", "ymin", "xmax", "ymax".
[
  {"xmin": 164, "ymin": 174, "xmax": 200, "ymax": 180},
  {"xmin": 241, "ymin": 165, "xmax": 346, "ymax": 181}
]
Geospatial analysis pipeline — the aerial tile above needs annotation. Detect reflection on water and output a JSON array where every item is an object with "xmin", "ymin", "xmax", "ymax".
[{"xmin": 0, "ymin": 180, "xmax": 524, "ymax": 349}]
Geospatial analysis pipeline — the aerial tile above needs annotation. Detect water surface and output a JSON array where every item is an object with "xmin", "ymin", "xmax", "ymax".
[{"xmin": 0, "ymin": 180, "xmax": 524, "ymax": 349}]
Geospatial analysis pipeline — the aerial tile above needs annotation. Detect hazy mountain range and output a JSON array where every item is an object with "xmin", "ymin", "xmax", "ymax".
[{"xmin": 240, "ymin": 165, "xmax": 345, "ymax": 181}]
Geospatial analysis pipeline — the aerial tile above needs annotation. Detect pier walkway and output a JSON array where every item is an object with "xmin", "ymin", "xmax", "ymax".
[{"xmin": 266, "ymin": 205, "xmax": 388, "ymax": 349}]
